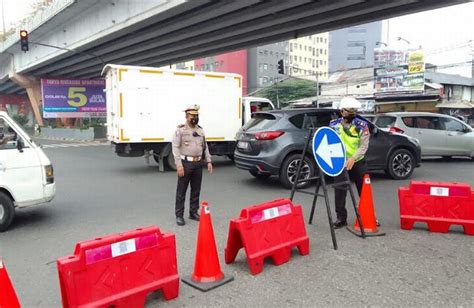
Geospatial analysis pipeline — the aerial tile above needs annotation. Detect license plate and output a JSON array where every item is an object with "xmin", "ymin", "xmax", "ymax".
[{"xmin": 237, "ymin": 141, "xmax": 249, "ymax": 150}]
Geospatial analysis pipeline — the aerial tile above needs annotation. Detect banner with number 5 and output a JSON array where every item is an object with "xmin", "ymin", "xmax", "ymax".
[{"xmin": 41, "ymin": 78, "xmax": 106, "ymax": 118}]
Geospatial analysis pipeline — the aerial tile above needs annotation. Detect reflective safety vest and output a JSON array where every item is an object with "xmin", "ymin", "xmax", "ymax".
[{"xmin": 329, "ymin": 117, "xmax": 368, "ymax": 162}]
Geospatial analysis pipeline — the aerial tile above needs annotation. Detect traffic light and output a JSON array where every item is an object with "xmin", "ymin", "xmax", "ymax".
[
  {"xmin": 277, "ymin": 59, "xmax": 284, "ymax": 74},
  {"xmin": 20, "ymin": 30, "xmax": 29, "ymax": 52}
]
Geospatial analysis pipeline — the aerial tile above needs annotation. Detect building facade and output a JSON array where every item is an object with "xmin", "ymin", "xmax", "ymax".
[
  {"xmin": 288, "ymin": 33, "xmax": 329, "ymax": 82},
  {"xmin": 194, "ymin": 51, "xmax": 249, "ymax": 94},
  {"xmin": 168, "ymin": 33, "xmax": 329, "ymax": 95},
  {"xmin": 247, "ymin": 42, "xmax": 288, "ymax": 94},
  {"xmin": 328, "ymin": 21, "xmax": 383, "ymax": 72}
]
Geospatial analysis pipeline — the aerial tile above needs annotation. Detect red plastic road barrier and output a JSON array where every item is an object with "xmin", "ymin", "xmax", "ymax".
[
  {"xmin": 399, "ymin": 181, "xmax": 474, "ymax": 235},
  {"xmin": 0, "ymin": 259, "xmax": 21, "ymax": 308},
  {"xmin": 57, "ymin": 226, "xmax": 179, "ymax": 307},
  {"xmin": 225, "ymin": 198, "xmax": 309, "ymax": 275}
]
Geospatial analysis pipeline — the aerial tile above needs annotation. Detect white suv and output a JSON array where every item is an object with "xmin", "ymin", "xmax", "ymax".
[{"xmin": 374, "ymin": 112, "xmax": 474, "ymax": 159}]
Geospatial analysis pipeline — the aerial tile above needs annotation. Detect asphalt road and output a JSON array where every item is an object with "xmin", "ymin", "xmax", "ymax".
[{"xmin": 1, "ymin": 139, "xmax": 473, "ymax": 307}]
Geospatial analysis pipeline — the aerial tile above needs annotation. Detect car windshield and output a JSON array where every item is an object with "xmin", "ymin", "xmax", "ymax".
[
  {"xmin": 242, "ymin": 113, "xmax": 278, "ymax": 131},
  {"xmin": 375, "ymin": 115, "xmax": 396, "ymax": 128}
]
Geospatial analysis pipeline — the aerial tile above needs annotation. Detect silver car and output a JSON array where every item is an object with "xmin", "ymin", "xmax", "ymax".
[{"xmin": 374, "ymin": 112, "xmax": 474, "ymax": 158}]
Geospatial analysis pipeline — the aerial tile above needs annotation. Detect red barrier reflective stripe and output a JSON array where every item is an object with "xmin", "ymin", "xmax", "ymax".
[
  {"xmin": 85, "ymin": 234, "xmax": 158, "ymax": 264},
  {"xmin": 135, "ymin": 233, "xmax": 158, "ymax": 250},
  {"xmin": 85, "ymin": 245, "xmax": 112, "ymax": 264},
  {"xmin": 413, "ymin": 185, "xmax": 469, "ymax": 197},
  {"xmin": 250, "ymin": 203, "xmax": 292, "ymax": 224}
]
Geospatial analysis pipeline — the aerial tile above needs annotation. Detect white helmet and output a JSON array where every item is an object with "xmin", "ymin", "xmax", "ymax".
[{"xmin": 339, "ymin": 97, "xmax": 361, "ymax": 110}]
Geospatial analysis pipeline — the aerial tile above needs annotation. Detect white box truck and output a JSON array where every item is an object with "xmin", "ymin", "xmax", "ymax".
[{"xmin": 102, "ymin": 64, "xmax": 273, "ymax": 170}]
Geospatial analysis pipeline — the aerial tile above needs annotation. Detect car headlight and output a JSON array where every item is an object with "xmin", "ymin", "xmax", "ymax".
[{"xmin": 44, "ymin": 165, "xmax": 54, "ymax": 184}]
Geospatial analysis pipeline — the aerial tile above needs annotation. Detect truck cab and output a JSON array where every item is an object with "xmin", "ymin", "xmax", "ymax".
[
  {"xmin": 0, "ymin": 111, "xmax": 56, "ymax": 231},
  {"xmin": 242, "ymin": 97, "xmax": 275, "ymax": 125}
]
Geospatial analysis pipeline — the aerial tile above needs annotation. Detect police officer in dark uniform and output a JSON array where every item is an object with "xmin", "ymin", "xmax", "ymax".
[
  {"xmin": 172, "ymin": 104, "xmax": 213, "ymax": 226},
  {"xmin": 329, "ymin": 97, "xmax": 370, "ymax": 229}
]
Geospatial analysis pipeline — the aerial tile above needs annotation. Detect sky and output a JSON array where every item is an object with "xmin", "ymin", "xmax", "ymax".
[
  {"xmin": 0, "ymin": 0, "xmax": 37, "ymax": 30},
  {"xmin": 1, "ymin": 0, "xmax": 473, "ymax": 74},
  {"xmin": 385, "ymin": 2, "xmax": 473, "ymax": 76}
]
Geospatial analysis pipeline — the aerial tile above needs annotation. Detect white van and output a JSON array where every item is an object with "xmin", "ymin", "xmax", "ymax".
[{"xmin": 0, "ymin": 111, "xmax": 56, "ymax": 231}]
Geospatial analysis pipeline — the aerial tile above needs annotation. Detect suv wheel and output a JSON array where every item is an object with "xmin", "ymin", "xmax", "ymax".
[
  {"xmin": 386, "ymin": 148, "xmax": 414, "ymax": 180},
  {"xmin": 279, "ymin": 154, "xmax": 315, "ymax": 189},
  {"xmin": 249, "ymin": 170, "xmax": 271, "ymax": 179},
  {"xmin": 0, "ymin": 192, "xmax": 15, "ymax": 232}
]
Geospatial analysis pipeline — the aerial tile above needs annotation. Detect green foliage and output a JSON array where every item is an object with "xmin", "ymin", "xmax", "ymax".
[
  {"xmin": 253, "ymin": 78, "xmax": 317, "ymax": 108},
  {"xmin": 76, "ymin": 118, "xmax": 106, "ymax": 130},
  {"xmin": 12, "ymin": 114, "xmax": 29, "ymax": 127}
]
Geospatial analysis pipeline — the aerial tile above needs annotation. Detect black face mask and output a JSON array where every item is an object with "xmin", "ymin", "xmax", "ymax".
[
  {"xmin": 343, "ymin": 114, "xmax": 355, "ymax": 122},
  {"xmin": 190, "ymin": 117, "xmax": 199, "ymax": 125}
]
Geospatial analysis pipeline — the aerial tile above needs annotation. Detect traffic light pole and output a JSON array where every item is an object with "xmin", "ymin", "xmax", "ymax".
[
  {"xmin": 275, "ymin": 77, "xmax": 280, "ymax": 109},
  {"xmin": 316, "ymin": 72, "xmax": 319, "ymax": 103},
  {"xmin": 29, "ymin": 41, "xmax": 106, "ymax": 65}
]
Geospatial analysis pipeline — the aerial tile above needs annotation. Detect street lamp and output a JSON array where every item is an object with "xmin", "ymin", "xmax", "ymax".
[
  {"xmin": 376, "ymin": 41, "xmax": 388, "ymax": 47},
  {"xmin": 397, "ymin": 37, "xmax": 411, "ymax": 45}
]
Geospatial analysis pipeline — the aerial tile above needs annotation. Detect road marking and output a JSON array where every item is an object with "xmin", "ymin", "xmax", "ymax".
[{"xmin": 41, "ymin": 142, "xmax": 108, "ymax": 149}]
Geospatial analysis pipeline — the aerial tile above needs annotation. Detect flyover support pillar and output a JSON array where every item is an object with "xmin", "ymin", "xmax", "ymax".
[{"xmin": 9, "ymin": 73, "xmax": 44, "ymax": 126}]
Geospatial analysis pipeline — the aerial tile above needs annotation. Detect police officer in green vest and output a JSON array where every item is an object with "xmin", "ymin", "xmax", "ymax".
[{"xmin": 329, "ymin": 97, "xmax": 370, "ymax": 229}]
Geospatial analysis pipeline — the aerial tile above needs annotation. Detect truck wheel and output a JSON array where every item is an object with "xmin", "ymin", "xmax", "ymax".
[
  {"xmin": 0, "ymin": 192, "xmax": 15, "ymax": 232},
  {"xmin": 385, "ymin": 148, "xmax": 414, "ymax": 180},
  {"xmin": 165, "ymin": 154, "xmax": 177, "ymax": 171},
  {"xmin": 279, "ymin": 154, "xmax": 315, "ymax": 189}
]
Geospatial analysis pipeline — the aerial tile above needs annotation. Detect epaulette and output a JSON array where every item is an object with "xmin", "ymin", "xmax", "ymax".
[
  {"xmin": 177, "ymin": 124, "xmax": 185, "ymax": 128},
  {"xmin": 329, "ymin": 118, "xmax": 342, "ymax": 126},
  {"xmin": 353, "ymin": 117, "xmax": 368, "ymax": 129},
  {"xmin": 197, "ymin": 124, "xmax": 202, "ymax": 129}
]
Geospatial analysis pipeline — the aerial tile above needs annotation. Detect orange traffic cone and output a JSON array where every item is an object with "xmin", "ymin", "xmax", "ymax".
[
  {"xmin": 182, "ymin": 202, "xmax": 234, "ymax": 292},
  {"xmin": 347, "ymin": 174, "xmax": 386, "ymax": 237},
  {"xmin": 0, "ymin": 259, "xmax": 21, "ymax": 308}
]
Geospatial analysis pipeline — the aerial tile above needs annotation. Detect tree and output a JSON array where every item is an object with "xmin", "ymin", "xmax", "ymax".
[{"xmin": 253, "ymin": 77, "xmax": 317, "ymax": 108}]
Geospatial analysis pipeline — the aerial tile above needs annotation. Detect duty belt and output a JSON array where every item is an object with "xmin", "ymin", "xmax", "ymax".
[{"xmin": 181, "ymin": 155, "xmax": 202, "ymax": 162}]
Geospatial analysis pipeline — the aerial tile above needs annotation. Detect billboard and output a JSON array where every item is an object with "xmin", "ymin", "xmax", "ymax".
[
  {"xmin": 41, "ymin": 78, "xmax": 106, "ymax": 118},
  {"xmin": 374, "ymin": 49, "xmax": 425, "ymax": 93}
]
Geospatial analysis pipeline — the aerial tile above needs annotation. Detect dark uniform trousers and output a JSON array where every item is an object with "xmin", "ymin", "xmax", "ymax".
[
  {"xmin": 175, "ymin": 160, "xmax": 203, "ymax": 217},
  {"xmin": 333, "ymin": 159, "xmax": 368, "ymax": 222}
]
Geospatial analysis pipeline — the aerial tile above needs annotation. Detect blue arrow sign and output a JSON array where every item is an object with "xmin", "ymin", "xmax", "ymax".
[{"xmin": 312, "ymin": 127, "xmax": 346, "ymax": 177}]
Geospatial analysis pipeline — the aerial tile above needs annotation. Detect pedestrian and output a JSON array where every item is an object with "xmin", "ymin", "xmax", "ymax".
[
  {"xmin": 172, "ymin": 104, "xmax": 213, "ymax": 226},
  {"xmin": 329, "ymin": 97, "xmax": 370, "ymax": 229}
]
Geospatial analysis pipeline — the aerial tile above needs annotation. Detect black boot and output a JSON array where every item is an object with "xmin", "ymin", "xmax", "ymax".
[
  {"xmin": 176, "ymin": 217, "xmax": 185, "ymax": 226},
  {"xmin": 189, "ymin": 212, "xmax": 200, "ymax": 221},
  {"xmin": 333, "ymin": 219, "xmax": 347, "ymax": 229}
]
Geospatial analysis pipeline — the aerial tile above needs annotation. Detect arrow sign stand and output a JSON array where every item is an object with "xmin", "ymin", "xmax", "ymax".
[{"xmin": 289, "ymin": 124, "xmax": 365, "ymax": 250}]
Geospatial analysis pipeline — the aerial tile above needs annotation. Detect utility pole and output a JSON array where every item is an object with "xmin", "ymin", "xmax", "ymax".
[
  {"xmin": 1, "ymin": 0, "xmax": 5, "ymax": 40},
  {"xmin": 275, "ymin": 77, "xmax": 280, "ymax": 109},
  {"xmin": 315, "ymin": 71, "xmax": 319, "ymax": 104}
]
